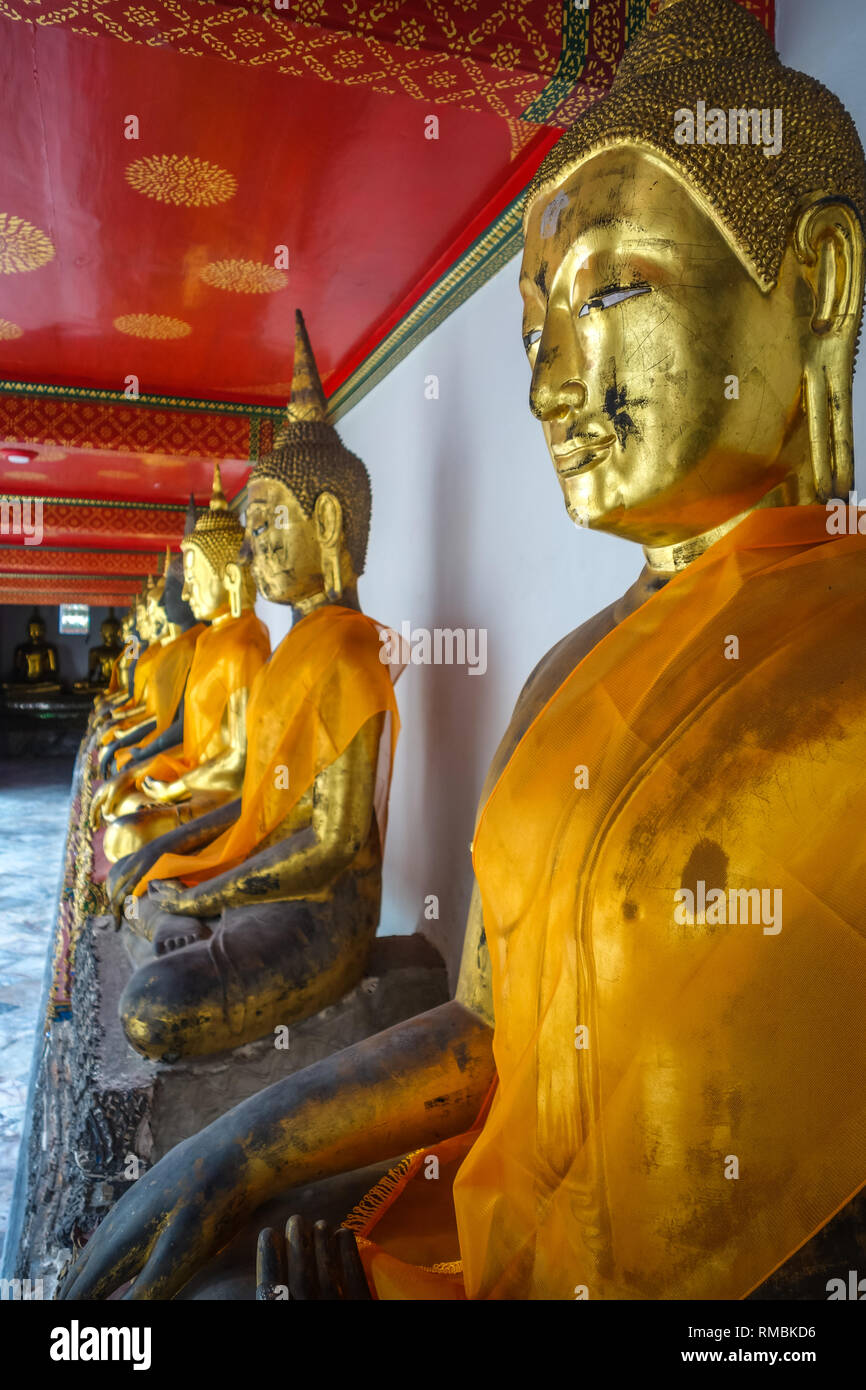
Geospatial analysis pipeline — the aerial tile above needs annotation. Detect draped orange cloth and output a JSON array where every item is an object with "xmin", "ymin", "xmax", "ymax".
[
  {"xmin": 354, "ymin": 505, "xmax": 866, "ymax": 1300},
  {"xmin": 134, "ymin": 604, "xmax": 400, "ymax": 893},
  {"xmin": 112, "ymin": 625, "xmax": 205, "ymax": 770},
  {"xmin": 105, "ymin": 651, "xmax": 124, "ymax": 696},
  {"xmin": 128, "ymin": 609, "xmax": 271, "ymax": 789},
  {"xmin": 104, "ymin": 640, "xmax": 160, "ymax": 731}
]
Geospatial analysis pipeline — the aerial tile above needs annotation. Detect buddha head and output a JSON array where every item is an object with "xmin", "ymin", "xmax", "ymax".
[
  {"xmin": 26, "ymin": 611, "xmax": 46, "ymax": 645},
  {"xmin": 245, "ymin": 310, "xmax": 371, "ymax": 609},
  {"xmin": 181, "ymin": 464, "xmax": 253, "ymax": 620},
  {"xmin": 100, "ymin": 610, "xmax": 122, "ymax": 650},
  {"xmin": 143, "ymin": 550, "xmax": 196, "ymax": 638},
  {"xmin": 520, "ymin": 0, "xmax": 866, "ymax": 553},
  {"xmin": 144, "ymin": 558, "xmax": 170, "ymax": 641}
]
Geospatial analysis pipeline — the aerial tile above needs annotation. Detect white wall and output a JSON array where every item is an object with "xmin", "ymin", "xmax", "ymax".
[{"xmin": 258, "ymin": 0, "xmax": 866, "ymax": 981}]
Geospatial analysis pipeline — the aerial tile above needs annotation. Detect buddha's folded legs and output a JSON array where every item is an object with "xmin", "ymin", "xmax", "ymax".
[{"xmin": 119, "ymin": 865, "xmax": 381, "ymax": 1061}]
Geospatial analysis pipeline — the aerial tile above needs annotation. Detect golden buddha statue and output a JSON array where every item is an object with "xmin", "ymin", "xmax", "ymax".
[
  {"xmin": 3, "ymin": 610, "xmax": 60, "ymax": 693},
  {"xmin": 94, "ymin": 552, "xmax": 205, "ymax": 780},
  {"xmin": 60, "ymin": 0, "xmax": 866, "ymax": 1302},
  {"xmin": 74, "ymin": 610, "xmax": 124, "ymax": 694},
  {"xmin": 93, "ymin": 604, "xmax": 144, "ymax": 720},
  {"xmin": 96, "ymin": 465, "xmax": 270, "ymax": 865},
  {"xmin": 102, "ymin": 310, "xmax": 400, "ymax": 1065}
]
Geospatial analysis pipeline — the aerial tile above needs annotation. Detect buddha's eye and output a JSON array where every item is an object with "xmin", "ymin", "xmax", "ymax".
[
  {"xmin": 578, "ymin": 284, "xmax": 652, "ymax": 318},
  {"xmin": 251, "ymin": 522, "xmax": 267, "ymax": 538},
  {"xmin": 522, "ymin": 327, "xmax": 542, "ymax": 353}
]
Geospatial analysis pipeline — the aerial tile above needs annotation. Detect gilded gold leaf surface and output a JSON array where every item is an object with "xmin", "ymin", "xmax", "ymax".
[{"xmin": 0, "ymin": 318, "xmax": 23, "ymax": 340}]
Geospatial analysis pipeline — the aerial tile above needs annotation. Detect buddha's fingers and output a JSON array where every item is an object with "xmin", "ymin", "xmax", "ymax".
[
  {"xmin": 256, "ymin": 1227, "xmax": 287, "ymax": 1300},
  {"xmin": 286, "ymin": 1214, "xmax": 319, "ymax": 1300},
  {"xmin": 57, "ymin": 1220, "xmax": 152, "ymax": 1301},
  {"xmin": 313, "ymin": 1220, "xmax": 342, "ymax": 1300},
  {"xmin": 335, "ymin": 1228, "xmax": 371, "ymax": 1301}
]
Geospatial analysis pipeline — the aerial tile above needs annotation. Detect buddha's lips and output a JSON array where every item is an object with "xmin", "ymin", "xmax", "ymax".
[{"xmin": 553, "ymin": 434, "xmax": 617, "ymax": 475}]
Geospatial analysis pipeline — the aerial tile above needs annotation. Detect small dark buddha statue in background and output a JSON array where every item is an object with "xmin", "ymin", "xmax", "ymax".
[{"xmin": 4, "ymin": 610, "xmax": 61, "ymax": 693}]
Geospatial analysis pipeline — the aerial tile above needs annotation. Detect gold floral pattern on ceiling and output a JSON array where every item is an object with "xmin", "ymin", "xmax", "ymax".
[
  {"xmin": 0, "ymin": 1, "xmax": 557, "ymax": 123},
  {"xmin": 125, "ymin": 154, "xmax": 237, "ymax": 208},
  {"xmin": 0, "ymin": 318, "xmax": 23, "ymax": 339},
  {"xmin": 0, "ymin": 214, "xmax": 55, "ymax": 275},
  {"xmin": 199, "ymin": 259, "xmax": 290, "ymax": 294},
  {"xmin": 113, "ymin": 313, "xmax": 192, "ymax": 339}
]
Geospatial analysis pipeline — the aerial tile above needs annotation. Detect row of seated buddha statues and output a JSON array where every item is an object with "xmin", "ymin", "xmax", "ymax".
[
  {"xmin": 60, "ymin": 0, "xmax": 866, "ymax": 1301},
  {"xmin": 86, "ymin": 309, "xmax": 400, "ymax": 1067}
]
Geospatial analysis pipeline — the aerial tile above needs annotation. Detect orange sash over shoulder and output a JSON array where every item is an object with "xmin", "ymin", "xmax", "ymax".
[
  {"xmin": 112, "ymin": 625, "xmax": 205, "ymax": 769},
  {"xmin": 106, "ymin": 652, "xmax": 124, "ymax": 696},
  {"xmin": 135, "ymin": 604, "xmax": 399, "ymax": 893},
  {"xmin": 130, "ymin": 610, "xmax": 271, "ymax": 789},
  {"xmin": 105, "ymin": 640, "xmax": 160, "ymax": 729},
  {"xmin": 354, "ymin": 506, "xmax": 866, "ymax": 1300}
]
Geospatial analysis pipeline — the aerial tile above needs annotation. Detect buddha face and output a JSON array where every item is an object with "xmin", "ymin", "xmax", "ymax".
[
  {"xmin": 245, "ymin": 477, "xmax": 328, "ymax": 606},
  {"xmin": 521, "ymin": 148, "xmax": 814, "ymax": 547},
  {"xmin": 27, "ymin": 618, "xmax": 45, "ymax": 644},
  {"xmin": 134, "ymin": 603, "xmax": 150, "ymax": 644},
  {"xmin": 146, "ymin": 589, "xmax": 168, "ymax": 640},
  {"xmin": 182, "ymin": 544, "xmax": 225, "ymax": 621}
]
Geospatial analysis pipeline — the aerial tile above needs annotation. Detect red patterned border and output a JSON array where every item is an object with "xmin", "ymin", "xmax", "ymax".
[
  {"xmin": 0, "ymin": 546, "xmax": 160, "ymax": 575},
  {"xmin": 0, "ymin": 498, "xmax": 186, "ymax": 549},
  {"xmin": 0, "ymin": 589, "xmax": 133, "ymax": 605},
  {"xmin": 0, "ymin": 394, "xmax": 255, "ymax": 461}
]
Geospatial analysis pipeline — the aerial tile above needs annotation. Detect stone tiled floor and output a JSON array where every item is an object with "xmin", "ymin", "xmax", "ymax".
[{"xmin": 0, "ymin": 756, "xmax": 74, "ymax": 1251}]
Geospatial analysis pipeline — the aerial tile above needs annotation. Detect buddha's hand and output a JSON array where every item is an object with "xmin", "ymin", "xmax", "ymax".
[
  {"xmin": 107, "ymin": 855, "xmax": 150, "ymax": 916},
  {"xmin": 256, "ymin": 1216, "xmax": 371, "ymax": 1301},
  {"xmin": 146, "ymin": 878, "xmax": 189, "ymax": 914},
  {"xmin": 57, "ymin": 1129, "xmax": 245, "ymax": 1300},
  {"xmin": 142, "ymin": 776, "xmax": 188, "ymax": 805},
  {"xmin": 90, "ymin": 782, "xmax": 110, "ymax": 828}
]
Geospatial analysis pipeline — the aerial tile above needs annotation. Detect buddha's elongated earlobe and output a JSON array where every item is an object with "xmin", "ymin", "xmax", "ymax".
[
  {"xmin": 315, "ymin": 492, "xmax": 344, "ymax": 600},
  {"xmin": 795, "ymin": 197, "xmax": 864, "ymax": 500},
  {"xmin": 802, "ymin": 362, "xmax": 836, "ymax": 501},
  {"xmin": 224, "ymin": 562, "xmax": 243, "ymax": 619}
]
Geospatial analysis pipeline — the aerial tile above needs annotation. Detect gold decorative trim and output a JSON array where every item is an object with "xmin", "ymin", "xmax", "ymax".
[
  {"xmin": 0, "ymin": 492, "xmax": 185, "ymax": 511},
  {"xmin": 328, "ymin": 190, "xmax": 524, "ymax": 421},
  {"xmin": 341, "ymin": 1151, "xmax": 423, "ymax": 1234}
]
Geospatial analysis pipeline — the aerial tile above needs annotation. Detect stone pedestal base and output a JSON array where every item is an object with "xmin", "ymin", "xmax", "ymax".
[{"xmin": 8, "ymin": 921, "xmax": 448, "ymax": 1298}]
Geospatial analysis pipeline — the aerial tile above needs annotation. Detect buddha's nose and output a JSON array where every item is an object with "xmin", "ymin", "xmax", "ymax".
[{"xmin": 530, "ymin": 371, "xmax": 588, "ymax": 424}]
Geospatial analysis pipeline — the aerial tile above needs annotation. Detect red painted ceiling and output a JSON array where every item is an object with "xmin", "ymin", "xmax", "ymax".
[
  {"xmin": 0, "ymin": 20, "xmax": 548, "ymax": 405},
  {"xmin": 0, "ymin": 0, "xmax": 774, "ymax": 609}
]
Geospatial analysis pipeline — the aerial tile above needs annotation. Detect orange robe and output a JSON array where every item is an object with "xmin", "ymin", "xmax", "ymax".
[
  {"xmin": 111, "ymin": 625, "xmax": 205, "ymax": 769},
  {"xmin": 135, "ymin": 604, "xmax": 399, "ymax": 894},
  {"xmin": 105, "ymin": 640, "xmax": 160, "ymax": 730},
  {"xmin": 352, "ymin": 505, "xmax": 866, "ymax": 1300},
  {"xmin": 128, "ymin": 609, "xmax": 271, "ymax": 790}
]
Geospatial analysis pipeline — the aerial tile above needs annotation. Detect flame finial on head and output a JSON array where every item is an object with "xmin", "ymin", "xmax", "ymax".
[
  {"xmin": 185, "ymin": 491, "xmax": 198, "ymax": 537},
  {"xmin": 277, "ymin": 309, "xmax": 328, "ymax": 443}
]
